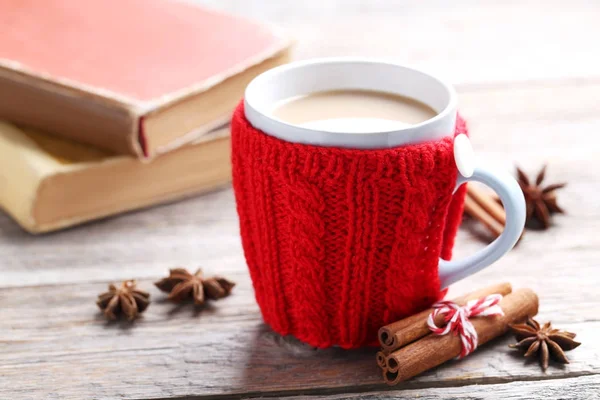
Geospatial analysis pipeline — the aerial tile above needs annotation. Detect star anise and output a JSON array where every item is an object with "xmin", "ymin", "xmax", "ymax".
[
  {"xmin": 509, "ymin": 317, "xmax": 580, "ymax": 371},
  {"xmin": 154, "ymin": 268, "xmax": 235, "ymax": 305},
  {"xmin": 517, "ymin": 165, "xmax": 566, "ymax": 229},
  {"xmin": 96, "ymin": 280, "xmax": 150, "ymax": 320}
]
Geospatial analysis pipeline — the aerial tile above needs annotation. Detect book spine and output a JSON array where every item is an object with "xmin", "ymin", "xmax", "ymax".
[
  {"xmin": 0, "ymin": 69, "xmax": 141, "ymax": 156},
  {"xmin": 0, "ymin": 122, "xmax": 47, "ymax": 233}
]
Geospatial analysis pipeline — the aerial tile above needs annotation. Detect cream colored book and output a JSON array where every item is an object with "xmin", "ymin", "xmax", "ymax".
[{"xmin": 0, "ymin": 121, "xmax": 231, "ymax": 233}]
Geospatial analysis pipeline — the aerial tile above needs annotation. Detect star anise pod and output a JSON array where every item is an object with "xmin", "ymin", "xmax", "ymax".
[
  {"xmin": 154, "ymin": 268, "xmax": 235, "ymax": 305},
  {"xmin": 96, "ymin": 280, "xmax": 150, "ymax": 320},
  {"xmin": 517, "ymin": 165, "xmax": 566, "ymax": 229},
  {"xmin": 509, "ymin": 317, "xmax": 580, "ymax": 371}
]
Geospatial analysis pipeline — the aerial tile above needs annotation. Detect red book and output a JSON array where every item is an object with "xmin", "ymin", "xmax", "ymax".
[{"xmin": 0, "ymin": 0, "xmax": 290, "ymax": 157}]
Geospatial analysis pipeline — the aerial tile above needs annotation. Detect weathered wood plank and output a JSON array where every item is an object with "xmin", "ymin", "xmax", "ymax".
[
  {"xmin": 289, "ymin": 374, "xmax": 600, "ymax": 399},
  {"xmin": 0, "ymin": 278, "xmax": 598, "ymax": 399}
]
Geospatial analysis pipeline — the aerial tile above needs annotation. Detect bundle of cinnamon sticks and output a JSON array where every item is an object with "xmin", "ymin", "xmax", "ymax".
[
  {"xmin": 464, "ymin": 185, "xmax": 507, "ymax": 239},
  {"xmin": 376, "ymin": 283, "xmax": 539, "ymax": 385}
]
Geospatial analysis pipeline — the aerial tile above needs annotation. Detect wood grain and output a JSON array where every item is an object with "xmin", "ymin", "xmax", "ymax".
[
  {"xmin": 1, "ymin": 280, "xmax": 598, "ymax": 399},
  {"xmin": 1, "ymin": 0, "xmax": 600, "ymax": 398},
  {"xmin": 290, "ymin": 375, "xmax": 600, "ymax": 399}
]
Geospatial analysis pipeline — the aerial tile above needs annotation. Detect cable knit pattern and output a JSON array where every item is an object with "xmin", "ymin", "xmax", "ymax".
[
  {"xmin": 284, "ymin": 168, "xmax": 329, "ymax": 344},
  {"xmin": 232, "ymin": 102, "xmax": 467, "ymax": 349}
]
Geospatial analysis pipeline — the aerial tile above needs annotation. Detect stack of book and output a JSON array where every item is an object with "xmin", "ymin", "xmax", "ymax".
[{"xmin": 0, "ymin": 0, "xmax": 290, "ymax": 233}]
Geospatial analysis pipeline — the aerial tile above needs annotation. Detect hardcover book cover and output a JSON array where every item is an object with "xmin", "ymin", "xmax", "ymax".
[
  {"xmin": 0, "ymin": 121, "xmax": 232, "ymax": 233},
  {"xmin": 0, "ymin": 0, "xmax": 290, "ymax": 157}
]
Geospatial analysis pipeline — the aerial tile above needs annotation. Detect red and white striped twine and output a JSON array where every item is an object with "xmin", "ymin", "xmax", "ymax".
[{"xmin": 427, "ymin": 294, "xmax": 504, "ymax": 359}]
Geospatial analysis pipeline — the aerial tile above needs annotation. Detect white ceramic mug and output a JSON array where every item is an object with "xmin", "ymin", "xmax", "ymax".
[{"xmin": 244, "ymin": 58, "xmax": 526, "ymax": 288}]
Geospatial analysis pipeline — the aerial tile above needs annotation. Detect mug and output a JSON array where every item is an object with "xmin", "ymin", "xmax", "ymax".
[{"xmin": 232, "ymin": 58, "xmax": 526, "ymax": 348}]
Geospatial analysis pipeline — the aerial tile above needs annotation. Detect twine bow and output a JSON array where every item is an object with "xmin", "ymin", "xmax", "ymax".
[{"xmin": 427, "ymin": 294, "xmax": 504, "ymax": 359}]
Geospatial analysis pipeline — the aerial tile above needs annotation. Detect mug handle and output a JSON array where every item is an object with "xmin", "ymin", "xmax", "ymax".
[{"xmin": 438, "ymin": 166, "xmax": 526, "ymax": 288}]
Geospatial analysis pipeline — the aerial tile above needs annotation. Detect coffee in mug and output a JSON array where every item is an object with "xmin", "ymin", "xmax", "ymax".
[
  {"xmin": 271, "ymin": 89, "xmax": 437, "ymax": 132},
  {"xmin": 232, "ymin": 58, "xmax": 526, "ymax": 348}
]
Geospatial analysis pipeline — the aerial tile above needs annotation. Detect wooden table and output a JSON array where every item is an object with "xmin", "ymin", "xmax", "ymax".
[{"xmin": 2, "ymin": 1, "xmax": 599, "ymax": 399}]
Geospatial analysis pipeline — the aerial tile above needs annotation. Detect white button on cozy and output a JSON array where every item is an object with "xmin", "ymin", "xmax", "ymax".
[{"xmin": 453, "ymin": 134, "xmax": 474, "ymax": 178}]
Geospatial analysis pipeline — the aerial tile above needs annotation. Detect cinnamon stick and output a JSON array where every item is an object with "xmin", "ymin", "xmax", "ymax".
[
  {"xmin": 376, "ymin": 351, "xmax": 387, "ymax": 369},
  {"xmin": 383, "ymin": 288, "xmax": 539, "ymax": 385},
  {"xmin": 378, "ymin": 282, "xmax": 512, "ymax": 353},
  {"xmin": 467, "ymin": 185, "xmax": 506, "ymax": 225},
  {"xmin": 464, "ymin": 194, "xmax": 504, "ymax": 238}
]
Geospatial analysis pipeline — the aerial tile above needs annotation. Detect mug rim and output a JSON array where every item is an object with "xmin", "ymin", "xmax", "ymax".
[{"xmin": 244, "ymin": 57, "xmax": 458, "ymax": 149}]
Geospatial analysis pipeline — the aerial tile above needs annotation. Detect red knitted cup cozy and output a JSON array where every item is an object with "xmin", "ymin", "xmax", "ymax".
[{"xmin": 231, "ymin": 102, "xmax": 467, "ymax": 349}]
